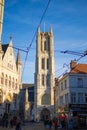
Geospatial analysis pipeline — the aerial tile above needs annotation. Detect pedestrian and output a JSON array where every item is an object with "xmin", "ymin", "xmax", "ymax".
[
  {"xmin": 15, "ymin": 122, "xmax": 21, "ymax": 130},
  {"xmin": 53, "ymin": 118, "xmax": 58, "ymax": 130},
  {"xmin": 10, "ymin": 118, "xmax": 13, "ymax": 128},
  {"xmin": 48, "ymin": 118, "xmax": 53, "ymax": 129},
  {"xmin": 61, "ymin": 119, "xmax": 66, "ymax": 128},
  {"xmin": 68, "ymin": 119, "xmax": 73, "ymax": 130}
]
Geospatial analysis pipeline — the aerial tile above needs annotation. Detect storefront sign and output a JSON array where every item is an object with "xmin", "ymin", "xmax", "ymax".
[{"xmin": 69, "ymin": 104, "xmax": 87, "ymax": 109}]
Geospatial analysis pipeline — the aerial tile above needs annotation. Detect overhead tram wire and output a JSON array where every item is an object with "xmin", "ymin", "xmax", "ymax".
[
  {"xmin": 12, "ymin": 46, "xmax": 28, "ymax": 53},
  {"xmin": 55, "ymin": 50, "xmax": 87, "ymax": 75},
  {"xmin": 21, "ymin": 0, "xmax": 52, "ymax": 80}
]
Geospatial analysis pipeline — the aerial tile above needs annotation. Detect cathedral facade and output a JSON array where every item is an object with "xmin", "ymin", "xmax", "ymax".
[
  {"xmin": 0, "ymin": 37, "xmax": 22, "ymax": 115},
  {"xmin": 34, "ymin": 26, "xmax": 55, "ymax": 120}
]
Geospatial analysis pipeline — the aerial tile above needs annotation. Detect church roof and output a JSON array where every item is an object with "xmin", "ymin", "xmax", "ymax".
[
  {"xmin": 2, "ymin": 44, "xmax": 9, "ymax": 54},
  {"xmin": 22, "ymin": 83, "xmax": 34, "ymax": 89},
  {"xmin": 21, "ymin": 83, "xmax": 34, "ymax": 102}
]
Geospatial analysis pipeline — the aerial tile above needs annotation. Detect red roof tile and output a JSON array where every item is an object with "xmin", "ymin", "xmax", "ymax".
[{"xmin": 70, "ymin": 64, "xmax": 87, "ymax": 74}]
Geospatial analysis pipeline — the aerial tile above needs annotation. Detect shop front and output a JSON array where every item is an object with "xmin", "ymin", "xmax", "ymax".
[{"xmin": 69, "ymin": 104, "xmax": 87, "ymax": 127}]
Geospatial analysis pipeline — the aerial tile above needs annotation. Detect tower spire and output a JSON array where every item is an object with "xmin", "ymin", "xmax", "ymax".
[
  {"xmin": 37, "ymin": 26, "xmax": 40, "ymax": 35},
  {"xmin": 24, "ymin": 88, "xmax": 30, "ymax": 121},
  {"xmin": 25, "ymin": 88, "xmax": 29, "ymax": 102},
  {"xmin": 16, "ymin": 50, "xmax": 21, "ymax": 65},
  {"xmin": 9, "ymin": 36, "xmax": 12, "ymax": 45},
  {"xmin": 50, "ymin": 26, "xmax": 53, "ymax": 35}
]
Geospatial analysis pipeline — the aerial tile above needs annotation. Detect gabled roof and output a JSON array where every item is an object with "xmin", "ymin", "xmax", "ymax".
[
  {"xmin": 70, "ymin": 64, "xmax": 87, "ymax": 74},
  {"xmin": 22, "ymin": 83, "xmax": 34, "ymax": 89},
  {"xmin": 2, "ymin": 44, "xmax": 9, "ymax": 54}
]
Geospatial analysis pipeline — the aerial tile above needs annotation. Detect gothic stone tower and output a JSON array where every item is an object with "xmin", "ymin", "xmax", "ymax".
[
  {"xmin": 34, "ymin": 26, "xmax": 55, "ymax": 120},
  {"xmin": 0, "ymin": 0, "xmax": 4, "ymax": 41}
]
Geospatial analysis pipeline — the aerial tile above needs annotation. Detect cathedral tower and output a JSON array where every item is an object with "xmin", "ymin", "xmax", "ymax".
[
  {"xmin": 0, "ymin": 0, "xmax": 4, "ymax": 41},
  {"xmin": 34, "ymin": 26, "xmax": 55, "ymax": 120}
]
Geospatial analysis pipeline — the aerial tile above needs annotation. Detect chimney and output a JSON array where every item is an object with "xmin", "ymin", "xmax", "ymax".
[{"xmin": 70, "ymin": 60, "xmax": 77, "ymax": 70}]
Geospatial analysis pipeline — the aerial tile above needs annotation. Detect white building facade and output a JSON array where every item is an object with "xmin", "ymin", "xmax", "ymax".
[
  {"xmin": 55, "ymin": 60, "xmax": 87, "ymax": 126},
  {"xmin": 0, "ymin": 37, "xmax": 22, "ymax": 115}
]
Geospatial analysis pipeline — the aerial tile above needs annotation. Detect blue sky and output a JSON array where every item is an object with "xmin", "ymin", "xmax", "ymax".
[{"xmin": 2, "ymin": 0, "xmax": 87, "ymax": 83}]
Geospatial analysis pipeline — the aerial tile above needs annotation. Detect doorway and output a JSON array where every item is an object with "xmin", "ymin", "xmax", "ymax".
[{"xmin": 40, "ymin": 108, "xmax": 50, "ymax": 121}]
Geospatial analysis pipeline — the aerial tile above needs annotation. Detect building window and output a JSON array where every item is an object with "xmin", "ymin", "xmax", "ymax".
[
  {"xmin": 5, "ymin": 78, "xmax": 7, "ymax": 86},
  {"xmin": 64, "ymin": 80, "xmax": 67, "ymax": 89},
  {"xmin": 60, "ymin": 96, "xmax": 63, "ymax": 105},
  {"xmin": 71, "ymin": 93, "xmax": 76, "ymax": 104},
  {"xmin": 0, "ymin": 89, "xmax": 3, "ymax": 104},
  {"xmin": 85, "ymin": 94, "xmax": 87, "ymax": 103},
  {"xmin": 44, "ymin": 41, "xmax": 47, "ymax": 51},
  {"xmin": 61, "ymin": 82, "xmax": 63, "ymax": 90},
  {"xmin": 46, "ymin": 74, "xmax": 50, "ymax": 87},
  {"xmin": 42, "ymin": 58, "xmax": 45, "ymax": 69},
  {"xmin": 15, "ymin": 79, "xmax": 18, "ymax": 90},
  {"xmin": 65, "ymin": 93, "xmax": 68, "ymax": 104},
  {"xmin": 78, "ymin": 93, "xmax": 83, "ymax": 103},
  {"xmin": 42, "ymin": 74, "xmax": 45, "ymax": 86},
  {"xmin": 12, "ymin": 78, "xmax": 14, "ymax": 89},
  {"xmin": 5, "ymin": 75, "xmax": 8, "ymax": 86},
  {"xmin": 15, "ymin": 83, "xmax": 17, "ymax": 89},
  {"xmin": 9, "ymin": 76, "xmax": 11, "ymax": 88},
  {"xmin": 48, "ymin": 38, "xmax": 50, "ymax": 51},
  {"xmin": 47, "ymin": 58, "xmax": 49, "ymax": 69},
  {"xmin": 41, "ymin": 94, "xmax": 50, "ymax": 105},
  {"xmin": 78, "ymin": 78, "xmax": 83, "ymax": 87},
  {"xmin": 12, "ymin": 82, "xmax": 14, "ymax": 89},
  {"xmin": 1, "ymin": 73, "xmax": 4, "ymax": 84}
]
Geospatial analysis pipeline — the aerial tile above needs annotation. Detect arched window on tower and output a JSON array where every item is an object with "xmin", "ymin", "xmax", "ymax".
[
  {"xmin": 42, "ymin": 74, "xmax": 45, "ymax": 86},
  {"xmin": 47, "ymin": 58, "xmax": 49, "ymax": 69},
  {"xmin": 42, "ymin": 58, "xmax": 45, "ymax": 69},
  {"xmin": 41, "ymin": 94, "xmax": 50, "ymax": 105},
  {"xmin": 44, "ymin": 40, "xmax": 47, "ymax": 51},
  {"xmin": 46, "ymin": 74, "xmax": 50, "ymax": 87},
  {"xmin": 48, "ymin": 37, "xmax": 50, "ymax": 51}
]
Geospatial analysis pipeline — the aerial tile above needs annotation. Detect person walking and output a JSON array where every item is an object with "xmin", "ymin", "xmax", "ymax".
[
  {"xmin": 48, "ymin": 118, "xmax": 53, "ymax": 130},
  {"xmin": 53, "ymin": 118, "xmax": 58, "ymax": 130},
  {"xmin": 68, "ymin": 119, "xmax": 73, "ymax": 130},
  {"xmin": 15, "ymin": 122, "xmax": 21, "ymax": 130}
]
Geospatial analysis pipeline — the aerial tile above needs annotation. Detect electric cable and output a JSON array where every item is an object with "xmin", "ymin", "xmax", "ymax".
[{"xmin": 22, "ymin": 0, "xmax": 52, "ymax": 80}]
